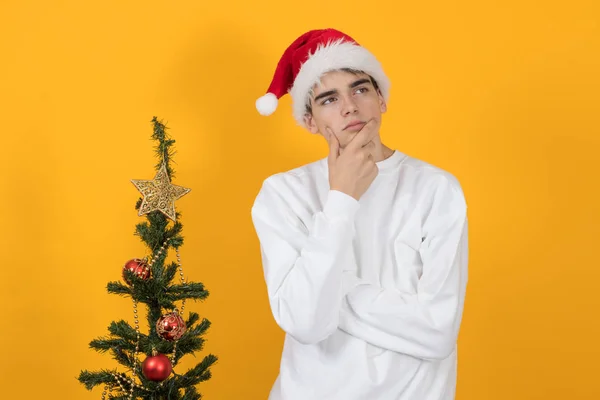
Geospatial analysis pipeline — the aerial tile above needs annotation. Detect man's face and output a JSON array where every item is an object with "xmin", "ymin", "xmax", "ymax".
[{"xmin": 303, "ymin": 70, "xmax": 387, "ymax": 149}]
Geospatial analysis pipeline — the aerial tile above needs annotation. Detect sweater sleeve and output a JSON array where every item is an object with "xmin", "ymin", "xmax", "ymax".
[
  {"xmin": 251, "ymin": 178, "xmax": 360, "ymax": 344},
  {"xmin": 338, "ymin": 177, "xmax": 469, "ymax": 361}
]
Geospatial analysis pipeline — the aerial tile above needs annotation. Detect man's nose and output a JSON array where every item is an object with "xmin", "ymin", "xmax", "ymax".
[{"xmin": 341, "ymin": 96, "xmax": 358, "ymax": 115}]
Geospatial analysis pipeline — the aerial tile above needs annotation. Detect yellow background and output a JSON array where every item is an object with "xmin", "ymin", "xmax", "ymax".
[{"xmin": 1, "ymin": 0, "xmax": 598, "ymax": 398}]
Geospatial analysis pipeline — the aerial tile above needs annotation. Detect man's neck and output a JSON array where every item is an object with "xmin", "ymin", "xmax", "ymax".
[{"xmin": 372, "ymin": 144, "xmax": 394, "ymax": 163}]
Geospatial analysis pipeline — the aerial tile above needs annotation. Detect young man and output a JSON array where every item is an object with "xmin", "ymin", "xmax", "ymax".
[{"xmin": 251, "ymin": 28, "xmax": 469, "ymax": 400}]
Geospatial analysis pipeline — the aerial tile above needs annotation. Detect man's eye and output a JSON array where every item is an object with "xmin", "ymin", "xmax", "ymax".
[
  {"xmin": 355, "ymin": 87, "xmax": 368, "ymax": 94},
  {"xmin": 322, "ymin": 97, "xmax": 336, "ymax": 105}
]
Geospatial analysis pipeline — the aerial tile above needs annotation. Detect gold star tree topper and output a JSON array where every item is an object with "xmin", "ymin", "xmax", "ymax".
[{"xmin": 131, "ymin": 163, "xmax": 191, "ymax": 221}]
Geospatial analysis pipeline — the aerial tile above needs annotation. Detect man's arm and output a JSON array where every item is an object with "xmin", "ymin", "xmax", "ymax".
[
  {"xmin": 251, "ymin": 178, "xmax": 359, "ymax": 345},
  {"xmin": 339, "ymin": 176, "xmax": 469, "ymax": 361}
]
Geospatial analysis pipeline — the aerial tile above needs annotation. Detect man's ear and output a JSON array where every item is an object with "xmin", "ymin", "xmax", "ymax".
[
  {"xmin": 303, "ymin": 113, "xmax": 320, "ymax": 134},
  {"xmin": 378, "ymin": 90, "xmax": 387, "ymax": 113}
]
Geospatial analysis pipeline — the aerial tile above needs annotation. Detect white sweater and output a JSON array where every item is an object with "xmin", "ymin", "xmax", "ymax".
[{"xmin": 251, "ymin": 150, "xmax": 469, "ymax": 400}]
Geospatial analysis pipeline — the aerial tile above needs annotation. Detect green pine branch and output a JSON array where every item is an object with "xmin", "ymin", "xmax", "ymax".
[
  {"xmin": 165, "ymin": 262, "xmax": 178, "ymax": 282},
  {"xmin": 78, "ymin": 370, "xmax": 150, "ymax": 399},
  {"xmin": 151, "ymin": 116, "xmax": 177, "ymax": 177},
  {"xmin": 90, "ymin": 337, "xmax": 133, "ymax": 353},
  {"xmin": 87, "ymin": 321, "xmax": 150, "ymax": 355},
  {"xmin": 181, "ymin": 386, "xmax": 202, "ymax": 400},
  {"xmin": 106, "ymin": 279, "xmax": 208, "ymax": 306},
  {"xmin": 134, "ymin": 210, "xmax": 183, "ymax": 252},
  {"xmin": 112, "ymin": 347, "xmax": 134, "ymax": 369},
  {"xmin": 109, "ymin": 320, "xmax": 138, "ymax": 340},
  {"xmin": 78, "ymin": 370, "xmax": 118, "ymax": 390},
  {"xmin": 175, "ymin": 354, "xmax": 218, "ymax": 387},
  {"xmin": 169, "ymin": 283, "xmax": 209, "ymax": 301},
  {"xmin": 186, "ymin": 312, "xmax": 200, "ymax": 326},
  {"xmin": 107, "ymin": 281, "xmax": 131, "ymax": 296}
]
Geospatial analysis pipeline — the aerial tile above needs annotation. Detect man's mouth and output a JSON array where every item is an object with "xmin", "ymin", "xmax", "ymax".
[{"xmin": 343, "ymin": 121, "xmax": 365, "ymax": 131}]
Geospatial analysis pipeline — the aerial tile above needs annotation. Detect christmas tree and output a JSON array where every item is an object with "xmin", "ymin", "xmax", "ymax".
[{"xmin": 78, "ymin": 117, "xmax": 217, "ymax": 399}]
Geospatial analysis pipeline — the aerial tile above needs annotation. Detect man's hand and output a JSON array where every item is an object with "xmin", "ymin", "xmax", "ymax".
[{"xmin": 326, "ymin": 119, "xmax": 379, "ymax": 201}]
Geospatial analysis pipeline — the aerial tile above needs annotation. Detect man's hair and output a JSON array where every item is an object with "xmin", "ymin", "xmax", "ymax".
[{"xmin": 305, "ymin": 68, "xmax": 381, "ymax": 116}]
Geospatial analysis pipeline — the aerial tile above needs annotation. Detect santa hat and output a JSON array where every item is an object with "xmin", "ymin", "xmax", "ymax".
[{"xmin": 255, "ymin": 28, "xmax": 390, "ymax": 128}]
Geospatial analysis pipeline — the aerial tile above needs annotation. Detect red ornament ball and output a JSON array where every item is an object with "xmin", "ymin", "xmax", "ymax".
[
  {"xmin": 142, "ymin": 353, "xmax": 172, "ymax": 382},
  {"xmin": 156, "ymin": 312, "xmax": 187, "ymax": 341},
  {"xmin": 122, "ymin": 258, "xmax": 149, "ymax": 284}
]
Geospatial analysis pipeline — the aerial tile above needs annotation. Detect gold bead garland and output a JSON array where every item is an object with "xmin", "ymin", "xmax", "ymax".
[
  {"xmin": 101, "ymin": 372, "xmax": 152, "ymax": 399},
  {"xmin": 101, "ymin": 385, "xmax": 110, "ymax": 399},
  {"xmin": 170, "ymin": 246, "xmax": 186, "ymax": 366}
]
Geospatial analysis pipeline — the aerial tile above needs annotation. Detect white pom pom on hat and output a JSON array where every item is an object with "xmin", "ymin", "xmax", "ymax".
[
  {"xmin": 255, "ymin": 28, "xmax": 390, "ymax": 128},
  {"xmin": 255, "ymin": 92, "xmax": 278, "ymax": 116}
]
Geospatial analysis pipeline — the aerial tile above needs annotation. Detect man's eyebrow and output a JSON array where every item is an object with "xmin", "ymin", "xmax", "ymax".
[
  {"xmin": 350, "ymin": 78, "xmax": 371, "ymax": 88},
  {"xmin": 314, "ymin": 89, "xmax": 338, "ymax": 103}
]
